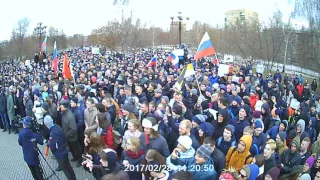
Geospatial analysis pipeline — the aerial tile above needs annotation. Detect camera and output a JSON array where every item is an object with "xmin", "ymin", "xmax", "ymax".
[
  {"xmin": 15, "ymin": 116, "xmax": 41, "ymax": 133},
  {"xmin": 175, "ymin": 151, "xmax": 181, "ymax": 157}
]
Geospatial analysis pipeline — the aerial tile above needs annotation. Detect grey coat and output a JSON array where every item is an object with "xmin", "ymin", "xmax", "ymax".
[
  {"xmin": 7, "ymin": 94, "xmax": 15, "ymax": 121},
  {"xmin": 61, "ymin": 109, "xmax": 78, "ymax": 142}
]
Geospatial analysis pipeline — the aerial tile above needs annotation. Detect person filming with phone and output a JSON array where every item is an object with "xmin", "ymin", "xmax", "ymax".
[{"xmin": 18, "ymin": 117, "xmax": 44, "ymax": 180}]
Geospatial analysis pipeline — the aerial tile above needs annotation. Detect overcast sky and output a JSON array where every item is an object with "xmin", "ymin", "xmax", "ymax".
[{"xmin": 0, "ymin": 0, "xmax": 295, "ymax": 41}]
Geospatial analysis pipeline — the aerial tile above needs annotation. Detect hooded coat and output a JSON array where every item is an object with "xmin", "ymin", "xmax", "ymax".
[
  {"xmin": 261, "ymin": 103, "xmax": 272, "ymax": 131},
  {"xmin": 212, "ymin": 109, "xmax": 229, "ymax": 140},
  {"xmin": 288, "ymin": 119, "xmax": 309, "ymax": 146},
  {"xmin": 306, "ymin": 117, "xmax": 317, "ymax": 143},
  {"xmin": 280, "ymin": 136, "xmax": 302, "ymax": 174},
  {"xmin": 226, "ymin": 135, "xmax": 253, "ymax": 171}
]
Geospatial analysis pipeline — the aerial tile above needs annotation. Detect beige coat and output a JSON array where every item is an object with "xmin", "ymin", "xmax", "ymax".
[{"xmin": 84, "ymin": 107, "xmax": 98, "ymax": 130}]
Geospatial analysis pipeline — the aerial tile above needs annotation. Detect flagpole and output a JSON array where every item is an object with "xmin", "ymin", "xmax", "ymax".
[{"xmin": 194, "ymin": 74, "xmax": 202, "ymax": 96}]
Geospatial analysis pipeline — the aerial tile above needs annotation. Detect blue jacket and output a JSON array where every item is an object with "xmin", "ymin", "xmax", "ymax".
[
  {"xmin": 18, "ymin": 128, "xmax": 43, "ymax": 166},
  {"xmin": 306, "ymin": 117, "xmax": 317, "ymax": 143},
  {"xmin": 139, "ymin": 133, "xmax": 170, "ymax": 158},
  {"xmin": 151, "ymin": 96, "xmax": 162, "ymax": 106},
  {"xmin": 216, "ymin": 136, "xmax": 237, "ymax": 156},
  {"xmin": 230, "ymin": 118, "xmax": 250, "ymax": 142},
  {"xmin": 171, "ymin": 156, "xmax": 217, "ymax": 180},
  {"xmin": 255, "ymin": 133, "xmax": 267, "ymax": 154},
  {"xmin": 106, "ymin": 104, "xmax": 116, "ymax": 125},
  {"xmin": 48, "ymin": 124, "xmax": 68, "ymax": 159},
  {"xmin": 71, "ymin": 106, "xmax": 84, "ymax": 126},
  {"xmin": 266, "ymin": 126, "xmax": 280, "ymax": 140}
]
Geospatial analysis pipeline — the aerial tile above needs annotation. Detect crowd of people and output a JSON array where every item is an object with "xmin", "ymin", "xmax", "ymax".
[{"xmin": 2, "ymin": 46, "xmax": 320, "ymax": 180}]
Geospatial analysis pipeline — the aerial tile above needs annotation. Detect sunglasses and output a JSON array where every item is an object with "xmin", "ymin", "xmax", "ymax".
[{"xmin": 239, "ymin": 172, "xmax": 247, "ymax": 178}]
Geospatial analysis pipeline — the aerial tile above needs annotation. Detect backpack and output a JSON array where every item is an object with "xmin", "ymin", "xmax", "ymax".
[
  {"xmin": 217, "ymin": 137, "xmax": 236, "ymax": 147},
  {"xmin": 230, "ymin": 146, "xmax": 252, "ymax": 164},
  {"xmin": 112, "ymin": 129, "xmax": 122, "ymax": 148}
]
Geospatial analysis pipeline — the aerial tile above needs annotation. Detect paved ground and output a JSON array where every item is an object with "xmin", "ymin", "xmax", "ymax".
[{"xmin": 0, "ymin": 130, "xmax": 94, "ymax": 180}]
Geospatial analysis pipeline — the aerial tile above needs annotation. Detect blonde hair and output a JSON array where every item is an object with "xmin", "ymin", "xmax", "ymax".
[
  {"xmin": 127, "ymin": 137, "xmax": 141, "ymax": 153},
  {"xmin": 266, "ymin": 139, "xmax": 276, "ymax": 151},
  {"xmin": 243, "ymin": 126, "xmax": 254, "ymax": 135},
  {"xmin": 180, "ymin": 120, "xmax": 192, "ymax": 129},
  {"xmin": 128, "ymin": 119, "xmax": 142, "ymax": 131}
]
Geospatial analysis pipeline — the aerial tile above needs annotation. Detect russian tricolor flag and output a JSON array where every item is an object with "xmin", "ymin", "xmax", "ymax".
[
  {"xmin": 168, "ymin": 50, "xmax": 179, "ymax": 69},
  {"xmin": 146, "ymin": 56, "xmax": 157, "ymax": 67},
  {"xmin": 194, "ymin": 32, "xmax": 216, "ymax": 60},
  {"xmin": 41, "ymin": 36, "xmax": 47, "ymax": 52},
  {"xmin": 52, "ymin": 41, "xmax": 58, "ymax": 72}
]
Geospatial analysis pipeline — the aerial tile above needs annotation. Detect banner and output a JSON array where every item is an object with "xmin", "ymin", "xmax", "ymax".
[
  {"xmin": 92, "ymin": 47, "xmax": 100, "ymax": 55},
  {"xmin": 256, "ymin": 64, "xmax": 265, "ymax": 74},
  {"xmin": 218, "ymin": 64, "xmax": 229, "ymax": 77}
]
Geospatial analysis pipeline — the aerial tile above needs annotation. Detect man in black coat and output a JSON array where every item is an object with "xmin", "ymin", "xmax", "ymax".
[
  {"xmin": 59, "ymin": 100, "xmax": 82, "ymax": 167},
  {"xmin": 204, "ymin": 137, "xmax": 226, "ymax": 177},
  {"xmin": 0, "ymin": 90, "xmax": 9, "ymax": 132}
]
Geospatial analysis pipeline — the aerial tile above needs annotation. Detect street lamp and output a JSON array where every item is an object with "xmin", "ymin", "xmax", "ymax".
[
  {"xmin": 170, "ymin": 12, "xmax": 189, "ymax": 47},
  {"xmin": 33, "ymin": 22, "xmax": 47, "ymax": 51}
]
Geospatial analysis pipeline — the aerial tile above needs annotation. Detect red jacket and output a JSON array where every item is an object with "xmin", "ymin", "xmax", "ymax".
[
  {"xmin": 101, "ymin": 125, "xmax": 115, "ymax": 150},
  {"xmin": 250, "ymin": 94, "xmax": 259, "ymax": 110},
  {"xmin": 296, "ymin": 85, "xmax": 303, "ymax": 97}
]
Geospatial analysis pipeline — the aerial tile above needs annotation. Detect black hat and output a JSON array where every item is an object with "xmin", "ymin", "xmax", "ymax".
[
  {"xmin": 42, "ymin": 102, "xmax": 49, "ymax": 111},
  {"xmin": 60, "ymin": 99, "xmax": 69, "ymax": 108},
  {"xmin": 71, "ymin": 97, "xmax": 78, "ymax": 104}
]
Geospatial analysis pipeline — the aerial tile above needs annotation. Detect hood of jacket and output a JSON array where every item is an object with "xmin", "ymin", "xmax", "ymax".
[
  {"xmin": 296, "ymin": 119, "xmax": 305, "ymax": 134},
  {"xmin": 247, "ymin": 164, "xmax": 259, "ymax": 180},
  {"xmin": 240, "ymin": 135, "xmax": 253, "ymax": 153},
  {"xmin": 261, "ymin": 103, "xmax": 270, "ymax": 116},
  {"xmin": 310, "ymin": 117, "xmax": 316, "ymax": 129}
]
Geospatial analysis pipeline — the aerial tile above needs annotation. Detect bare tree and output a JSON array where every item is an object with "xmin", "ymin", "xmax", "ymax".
[
  {"xmin": 15, "ymin": 18, "xmax": 30, "ymax": 59},
  {"xmin": 113, "ymin": 0, "xmax": 129, "ymax": 5}
]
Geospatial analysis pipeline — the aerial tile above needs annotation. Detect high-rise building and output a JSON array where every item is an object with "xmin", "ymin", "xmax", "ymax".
[{"xmin": 224, "ymin": 9, "xmax": 259, "ymax": 26}]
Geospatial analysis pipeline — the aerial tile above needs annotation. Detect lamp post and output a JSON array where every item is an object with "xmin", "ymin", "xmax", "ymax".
[
  {"xmin": 170, "ymin": 12, "xmax": 189, "ymax": 47},
  {"xmin": 170, "ymin": 17, "xmax": 174, "ymax": 45},
  {"xmin": 33, "ymin": 22, "xmax": 47, "ymax": 50}
]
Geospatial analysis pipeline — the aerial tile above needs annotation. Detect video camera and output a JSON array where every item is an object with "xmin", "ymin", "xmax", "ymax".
[{"xmin": 15, "ymin": 115, "xmax": 41, "ymax": 133}]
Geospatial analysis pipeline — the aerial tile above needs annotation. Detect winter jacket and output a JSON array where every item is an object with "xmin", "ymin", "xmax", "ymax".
[
  {"xmin": 7, "ymin": 94, "xmax": 15, "ymax": 120},
  {"xmin": 24, "ymin": 98, "xmax": 33, "ymax": 117},
  {"xmin": 139, "ymin": 133, "xmax": 170, "ymax": 157},
  {"xmin": 254, "ymin": 132, "xmax": 267, "ymax": 154},
  {"xmin": 106, "ymin": 104, "xmax": 116, "ymax": 125},
  {"xmin": 0, "ymin": 93, "xmax": 7, "ymax": 113},
  {"xmin": 48, "ymin": 124, "xmax": 68, "ymax": 159},
  {"xmin": 71, "ymin": 106, "xmax": 84, "ymax": 130},
  {"xmin": 216, "ymin": 136, "xmax": 237, "ymax": 156},
  {"xmin": 166, "ymin": 147, "xmax": 195, "ymax": 172},
  {"xmin": 280, "ymin": 136, "xmax": 302, "ymax": 174},
  {"xmin": 211, "ymin": 148, "xmax": 226, "ymax": 177},
  {"xmin": 101, "ymin": 124, "xmax": 115, "ymax": 150},
  {"xmin": 122, "ymin": 148, "xmax": 145, "ymax": 180},
  {"xmin": 306, "ymin": 117, "xmax": 317, "ymax": 143},
  {"xmin": 230, "ymin": 117, "xmax": 250, "ymax": 142},
  {"xmin": 226, "ymin": 135, "xmax": 253, "ymax": 171},
  {"xmin": 18, "ymin": 128, "xmax": 44, "ymax": 165},
  {"xmin": 171, "ymin": 156, "xmax": 217, "ymax": 180},
  {"xmin": 288, "ymin": 119, "xmax": 309, "ymax": 146},
  {"xmin": 264, "ymin": 154, "xmax": 276, "ymax": 175},
  {"xmin": 61, "ymin": 109, "xmax": 78, "ymax": 142},
  {"xmin": 137, "ymin": 92, "xmax": 147, "ymax": 103},
  {"xmin": 266, "ymin": 126, "xmax": 281, "ymax": 140},
  {"xmin": 84, "ymin": 107, "xmax": 98, "ymax": 130}
]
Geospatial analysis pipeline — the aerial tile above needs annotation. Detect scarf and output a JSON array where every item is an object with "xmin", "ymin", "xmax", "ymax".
[{"xmin": 125, "ymin": 149, "xmax": 144, "ymax": 159}]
